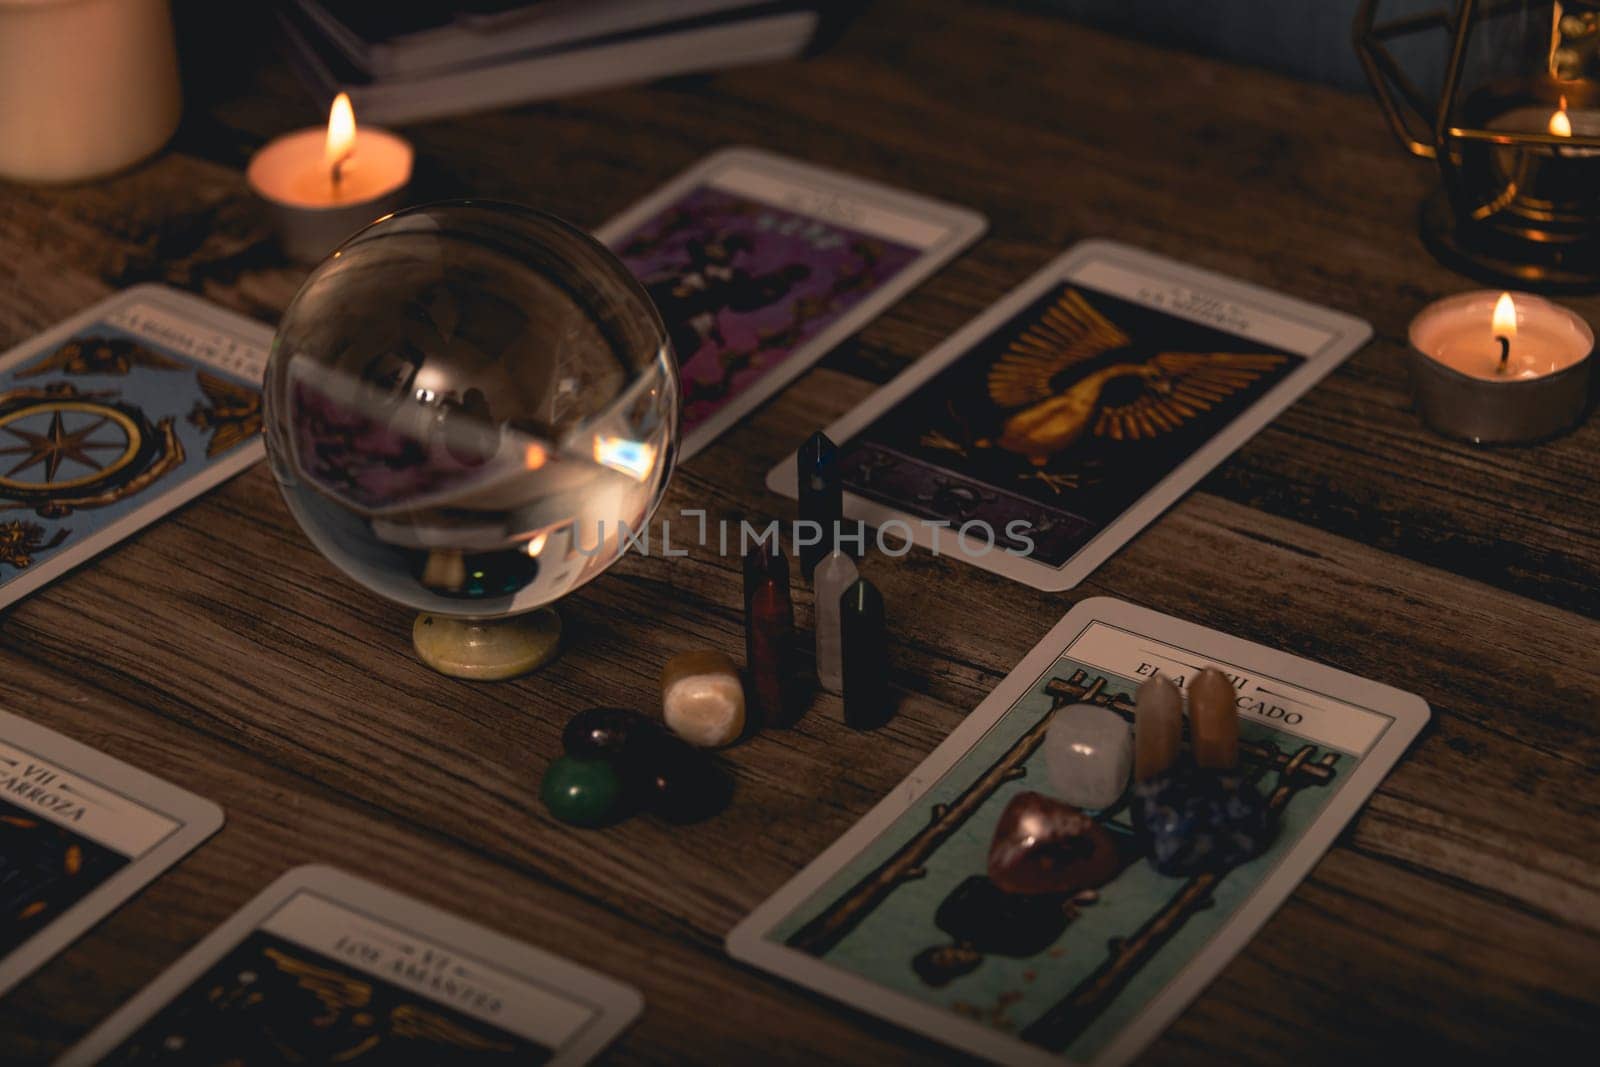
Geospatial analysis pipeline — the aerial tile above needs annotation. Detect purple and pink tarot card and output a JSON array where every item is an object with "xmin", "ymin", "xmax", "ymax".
[{"xmin": 597, "ymin": 148, "xmax": 986, "ymax": 460}]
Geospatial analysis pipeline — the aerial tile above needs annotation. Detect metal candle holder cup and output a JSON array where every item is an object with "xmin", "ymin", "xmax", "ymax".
[
  {"xmin": 1408, "ymin": 291, "xmax": 1594, "ymax": 444},
  {"xmin": 253, "ymin": 189, "xmax": 408, "ymax": 264}
]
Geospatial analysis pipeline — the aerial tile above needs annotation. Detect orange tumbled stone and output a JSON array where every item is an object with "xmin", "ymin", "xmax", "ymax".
[
  {"xmin": 1188, "ymin": 667, "xmax": 1239, "ymax": 770},
  {"xmin": 1135, "ymin": 672, "xmax": 1184, "ymax": 781}
]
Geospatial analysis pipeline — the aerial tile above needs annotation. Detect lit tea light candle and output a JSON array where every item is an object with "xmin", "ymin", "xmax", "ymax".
[
  {"xmin": 1480, "ymin": 94, "xmax": 1600, "ymax": 207},
  {"xmin": 1550, "ymin": 99, "xmax": 1573, "ymax": 140},
  {"xmin": 1408, "ymin": 290, "xmax": 1593, "ymax": 443},
  {"xmin": 246, "ymin": 93, "xmax": 412, "ymax": 262},
  {"xmin": 1547, "ymin": 96, "xmax": 1600, "ymax": 159}
]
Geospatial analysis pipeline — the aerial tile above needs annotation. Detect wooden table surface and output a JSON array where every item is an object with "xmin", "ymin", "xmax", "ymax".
[{"xmin": 2, "ymin": 1, "xmax": 1597, "ymax": 1061}]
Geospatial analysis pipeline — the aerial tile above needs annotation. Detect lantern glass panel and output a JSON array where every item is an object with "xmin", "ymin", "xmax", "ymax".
[{"xmin": 1446, "ymin": 2, "xmax": 1600, "ymax": 224}]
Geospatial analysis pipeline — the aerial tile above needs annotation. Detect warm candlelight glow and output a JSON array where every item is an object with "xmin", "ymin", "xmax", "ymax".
[
  {"xmin": 1549, "ymin": 97, "xmax": 1573, "ymax": 138},
  {"xmin": 1409, "ymin": 290, "xmax": 1595, "ymax": 441},
  {"xmin": 523, "ymin": 442, "xmax": 547, "ymax": 470},
  {"xmin": 325, "ymin": 92, "xmax": 356, "ymax": 178},
  {"xmin": 246, "ymin": 90, "xmax": 411, "ymax": 259},
  {"xmin": 1492, "ymin": 291, "xmax": 1518, "ymax": 339}
]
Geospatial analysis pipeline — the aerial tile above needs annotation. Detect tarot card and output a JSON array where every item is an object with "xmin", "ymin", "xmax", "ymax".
[
  {"xmin": 596, "ymin": 147, "xmax": 986, "ymax": 459},
  {"xmin": 766, "ymin": 241, "xmax": 1372, "ymax": 590},
  {"xmin": 728, "ymin": 597, "xmax": 1428, "ymax": 1066},
  {"xmin": 65, "ymin": 865, "xmax": 644, "ymax": 1066},
  {"xmin": 0, "ymin": 284, "xmax": 270, "ymax": 611},
  {"xmin": 0, "ymin": 709, "xmax": 223, "ymax": 997}
]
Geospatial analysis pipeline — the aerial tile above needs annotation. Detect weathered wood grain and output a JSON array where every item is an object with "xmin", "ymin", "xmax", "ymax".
[
  {"xmin": 0, "ymin": 655, "xmax": 955, "ymax": 1066},
  {"xmin": 1, "ymin": 0, "xmax": 1596, "ymax": 1062}
]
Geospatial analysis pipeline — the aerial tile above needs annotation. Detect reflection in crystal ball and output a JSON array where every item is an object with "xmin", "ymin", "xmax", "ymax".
[{"xmin": 264, "ymin": 202, "xmax": 679, "ymax": 618}]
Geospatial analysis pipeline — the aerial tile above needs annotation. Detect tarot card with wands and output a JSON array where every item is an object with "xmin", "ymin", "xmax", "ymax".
[
  {"xmin": 767, "ymin": 241, "xmax": 1371, "ymax": 590},
  {"xmin": 0, "ymin": 285, "xmax": 269, "ymax": 611},
  {"xmin": 598, "ymin": 148, "xmax": 986, "ymax": 460},
  {"xmin": 65, "ymin": 867, "xmax": 643, "ymax": 1067},
  {"xmin": 728, "ymin": 598, "xmax": 1429, "ymax": 1066}
]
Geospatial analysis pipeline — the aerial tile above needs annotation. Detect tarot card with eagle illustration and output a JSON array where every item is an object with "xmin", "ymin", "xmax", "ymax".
[
  {"xmin": 767, "ymin": 241, "xmax": 1370, "ymax": 590},
  {"xmin": 65, "ymin": 867, "xmax": 642, "ymax": 1067},
  {"xmin": 597, "ymin": 147, "xmax": 986, "ymax": 460},
  {"xmin": 0, "ymin": 709, "xmax": 222, "ymax": 997},
  {"xmin": 0, "ymin": 285, "xmax": 269, "ymax": 611}
]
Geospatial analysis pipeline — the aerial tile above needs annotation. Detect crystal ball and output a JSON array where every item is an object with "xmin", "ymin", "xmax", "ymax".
[{"xmin": 264, "ymin": 201, "xmax": 679, "ymax": 618}]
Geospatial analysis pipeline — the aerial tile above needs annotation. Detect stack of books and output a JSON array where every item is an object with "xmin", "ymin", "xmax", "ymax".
[{"xmin": 277, "ymin": 0, "xmax": 852, "ymax": 123}]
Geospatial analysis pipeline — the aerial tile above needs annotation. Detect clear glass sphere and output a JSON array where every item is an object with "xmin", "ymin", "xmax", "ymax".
[{"xmin": 264, "ymin": 201, "xmax": 679, "ymax": 618}]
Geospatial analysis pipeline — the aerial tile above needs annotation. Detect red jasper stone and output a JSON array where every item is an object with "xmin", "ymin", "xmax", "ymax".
[{"xmin": 986, "ymin": 791, "xmax": 1121, "ymax": 896}]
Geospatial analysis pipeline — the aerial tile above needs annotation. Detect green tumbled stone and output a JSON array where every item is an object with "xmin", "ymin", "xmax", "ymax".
[{"xmin": 540, "ymin": 756, "xmax": 627, "ymax": 828}]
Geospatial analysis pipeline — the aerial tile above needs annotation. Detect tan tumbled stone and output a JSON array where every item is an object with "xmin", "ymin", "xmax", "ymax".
[{"xmin": 661, "ymin": 650, "xmax": 746, "ymax": 748}]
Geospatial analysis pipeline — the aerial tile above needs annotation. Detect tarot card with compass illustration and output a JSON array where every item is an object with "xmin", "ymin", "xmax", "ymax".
[
  {"xmin": 767, "ymin": 241, "xmax": 1371, "ymax": 591},
  {"xmin": 597, "ymin": 148, "xmax": 985, "ymax": 460},
  {"xmin": 0, "ymin": 285, "xmax": 270, "ymax": 611},
  {"xmin": 65, "ymin": 867, "xmax": 642, "ymax": 1067}
]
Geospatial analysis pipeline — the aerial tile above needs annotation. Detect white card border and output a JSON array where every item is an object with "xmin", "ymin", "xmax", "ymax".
[
  {"xmin": 0, "ymin": 708, "xmax": 223, "ymax": 997},
  {"xmin": 63, "ymin": 864, "xmax": 644, "ymax": 1067},
  {"xmin": 726, "ymin": 596, "xmax": 1429, "ymax": 1066},
  {"xmin": 765, "ymin": 240, "xmax": 1373, "ymax": 591},
  {"xmin": 594, "ymin": 146, "xmax": 987, "ymax": 461},
  {"xmin": 0, "ymin": 284, "xmax": 271, "ymax": 612}
]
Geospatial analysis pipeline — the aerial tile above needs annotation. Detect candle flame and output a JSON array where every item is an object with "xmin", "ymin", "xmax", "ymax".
[
  {"xmin": 325, "ymin": 92, "xmax": 356, "ymax": 173},
  {"xmin": 1493, "ymin": 292, "xmax": 1518, "ymax": 338},
  {"xmin": 1550, "ymin": 97, "xmax": 1573, "ymax": 138}
]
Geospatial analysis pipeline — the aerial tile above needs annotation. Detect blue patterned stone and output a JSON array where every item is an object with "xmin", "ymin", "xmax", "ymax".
[{"xmin": 1135, "ymin": 766, "xmax": 1272, "ymax": 875}]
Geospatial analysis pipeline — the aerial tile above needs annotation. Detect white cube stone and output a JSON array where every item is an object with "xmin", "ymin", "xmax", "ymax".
[{"xmin": 1044, "ymin": 703, "xmax": 1132, "ymax": 810}]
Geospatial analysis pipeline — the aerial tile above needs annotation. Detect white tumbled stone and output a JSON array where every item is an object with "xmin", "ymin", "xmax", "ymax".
[{"xmin": 1043, "ymin": 703, "xmax": 1133, "ymax": 810}]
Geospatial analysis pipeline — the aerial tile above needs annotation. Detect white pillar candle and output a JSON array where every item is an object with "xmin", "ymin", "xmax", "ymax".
[{"xmin": 0, "ymin": 0, "xmax": 181, "ymax": 183}]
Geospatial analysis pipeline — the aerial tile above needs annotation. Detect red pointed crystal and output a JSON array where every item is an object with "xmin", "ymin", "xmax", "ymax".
[{"xmin": 747, "ymin": 576, "xmax": 796, "ymax": 727}]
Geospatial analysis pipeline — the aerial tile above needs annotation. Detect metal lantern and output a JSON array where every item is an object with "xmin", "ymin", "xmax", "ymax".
[{"xmin": 1357, "ymin": 0, "xmax": 1600, "ymax": 291}]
